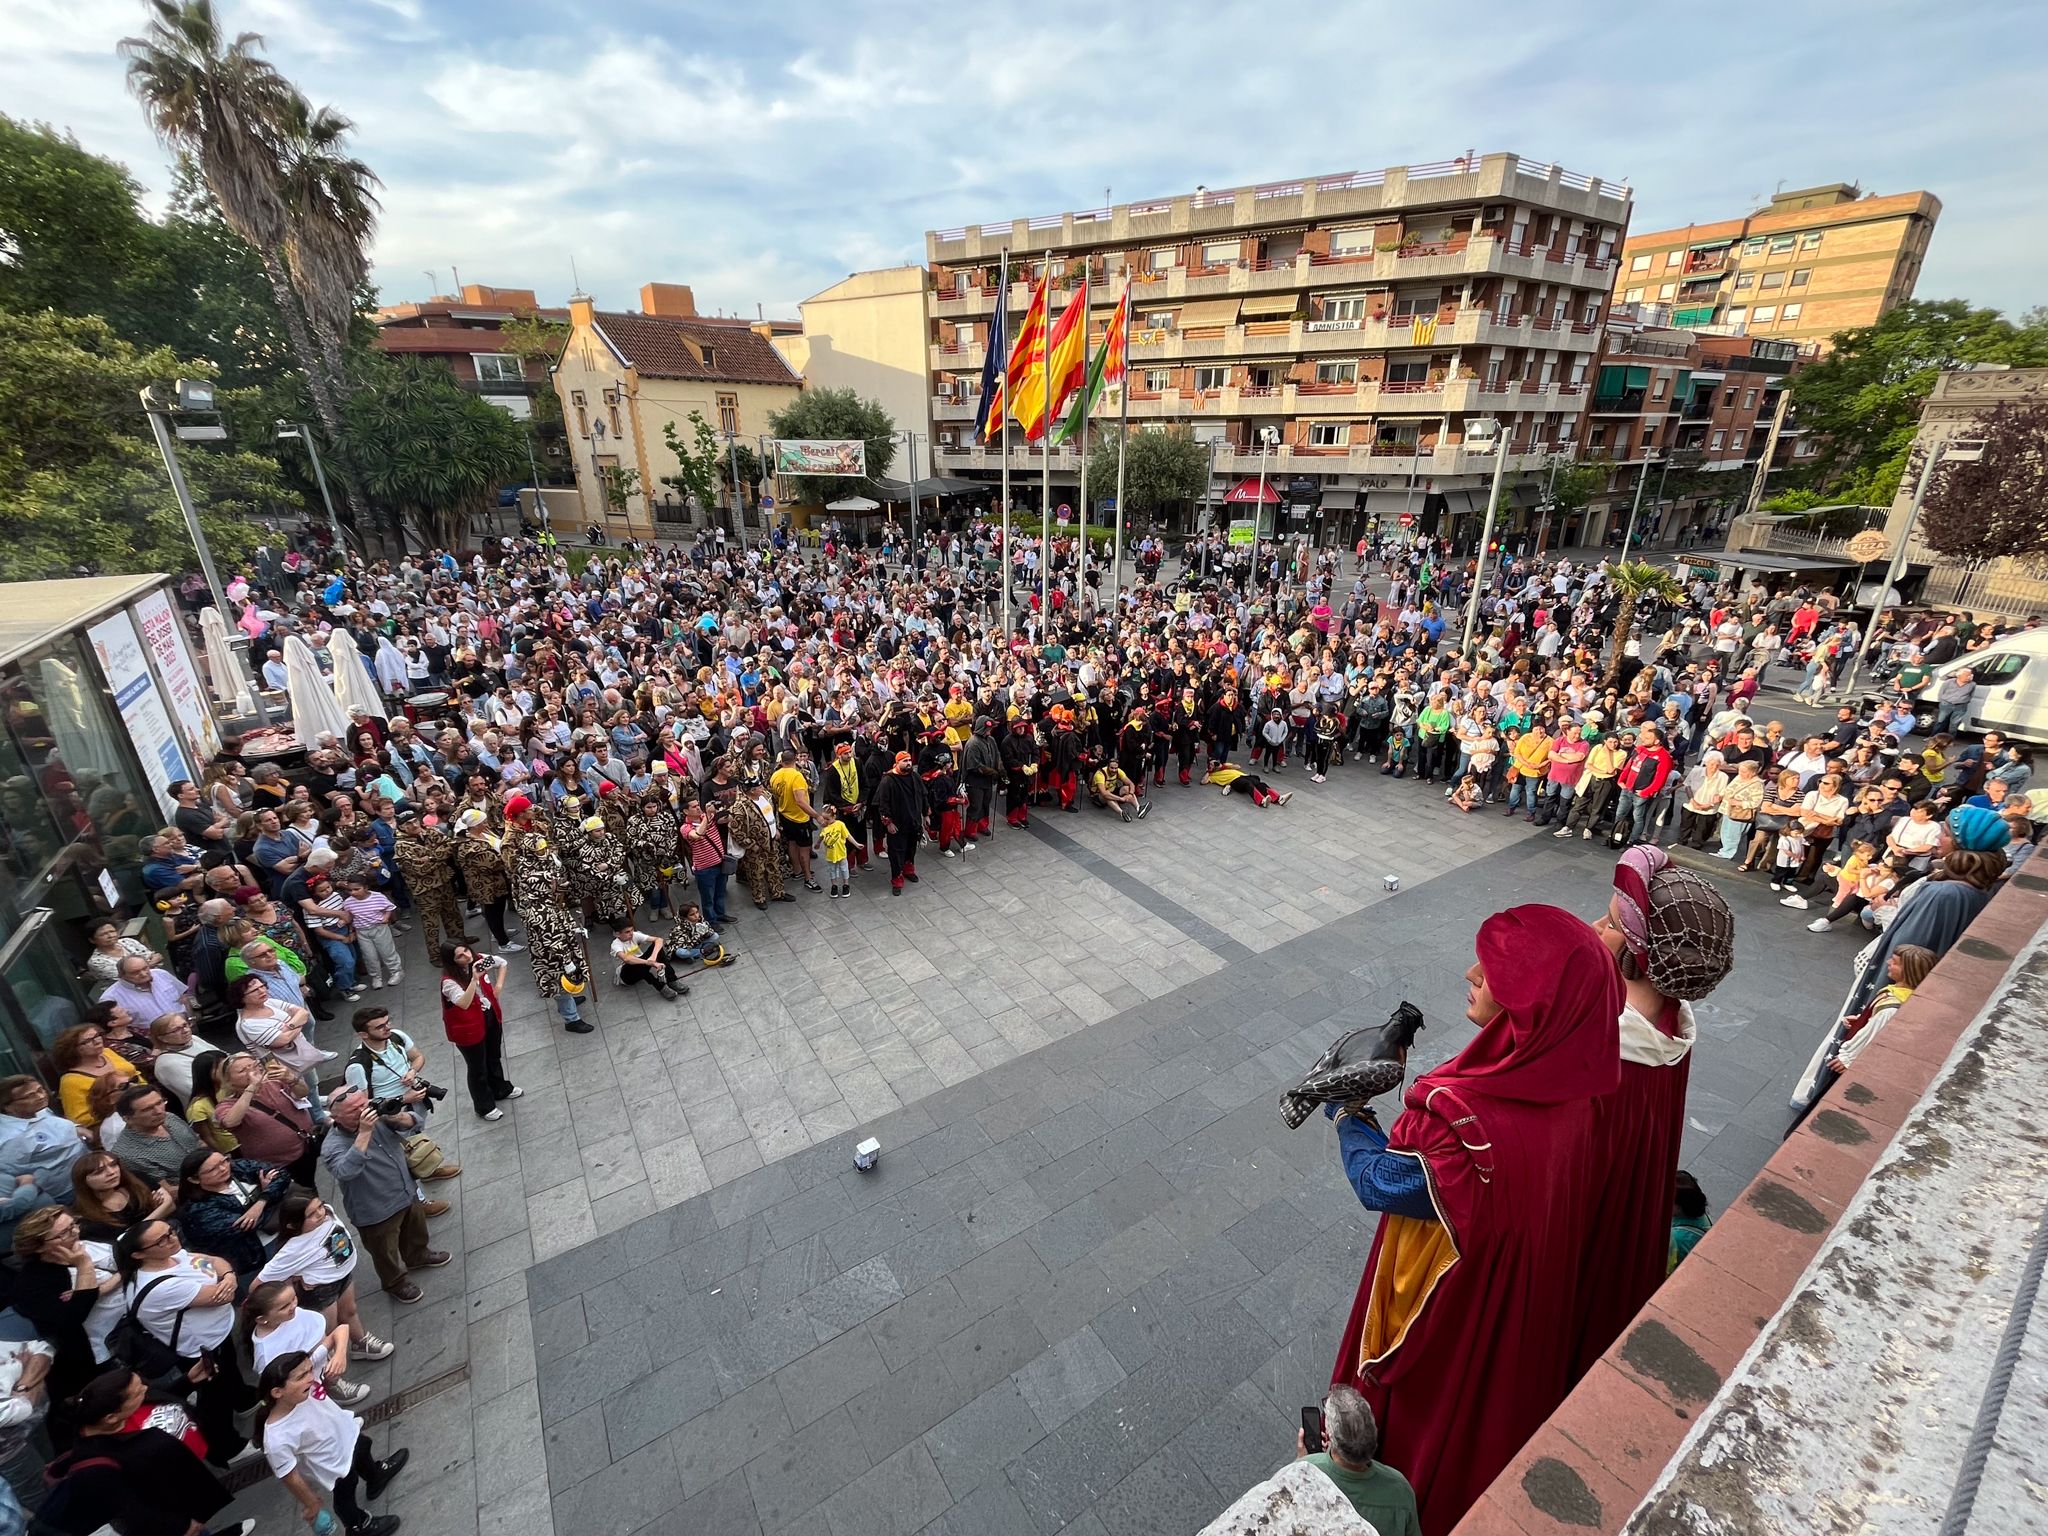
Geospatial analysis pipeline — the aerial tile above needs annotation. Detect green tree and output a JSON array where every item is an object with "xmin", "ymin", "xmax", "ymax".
[
  {"xmin": 1084, "ymin": 426, "xmax": 1211, "ymax": 529},
  {"xmin": 1787, "ymin": 299, "xmax": 2048, "ymax": 502},
  {"xmin": 1602, "ymin": 561, "xmax": 1686, "ymax": 685},
  {"xmin": 338, "ymin": 358, "xmax": 526, "ymax": 551},
  {"xmin": 1918, "ymin": 399, "xmax": 2048, "ymax": 561},
  {"xmin": 1, "ymin": 438, "xmax": 274, "ymax": 581},
  {"xmin": 720, "ymin": 442, "xmax": 763, "ymax": 505},
  {"xmin": 274, "ymin": 91, "xmax": 379, "ymax": 392},
  {"xmin": 661, "ymin": 410, "xmax": 722, "ymax": 511},
  {"xmin": 498, "ymin": 312, "xmax": 568, "ymax": 427},
  {"xmin": 765, "ymin": 388, "xmax": 895, "ymax": 507},
  {"xmin": 0, "ymin": 311, "xmax": 185, "ymax": 485},
  {"xmin": 600, "ymin": 464, "xmax": 641, "ymax": 520}
]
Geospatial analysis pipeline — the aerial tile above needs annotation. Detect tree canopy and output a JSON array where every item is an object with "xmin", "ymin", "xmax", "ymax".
[
  {"xmin": 338, "ymin": 358, "xmax": 528, "ymax": 551},
  {"xmin": 1084, "ymin": 426, "xmax": 1211, "ymax": 524},
  {"xmin": 1787, "ymin": 299, "xmax": 2048, "ymax": 504},
  {"xmin": 1918, "ymin": 399, "xmax": 2048, "ymax": 562},
  {"xmin": 765, "ymin": 388, "xmax": 896, "ymax": 507}
]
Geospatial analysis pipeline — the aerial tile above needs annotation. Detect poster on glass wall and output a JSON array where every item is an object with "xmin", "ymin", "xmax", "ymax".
[
  {"xmin": 86, "ymin": 611, "xmax": 190, "ymax": 816},
  {"xmin": 131, "ymin": 590, "xmax": 223, "ymax": 768}
]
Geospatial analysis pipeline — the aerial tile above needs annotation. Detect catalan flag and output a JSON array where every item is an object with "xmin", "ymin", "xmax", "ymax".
[
  {"xmin": 1015, "ymin": 281, "xmax": 1089, "ymax": 442},
  {"xmin": 988, "ymin": 272, "xmax": 1049, "ymax": 442},
  {"xmin": 1053, "ymin": 283, "xmax": 1129, "ymax": 445}
]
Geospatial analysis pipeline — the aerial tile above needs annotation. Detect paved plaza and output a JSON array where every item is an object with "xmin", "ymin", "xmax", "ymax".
[{"xmin": 215, "ymin": 716, "xmax": 1855, "ymax": 1536}]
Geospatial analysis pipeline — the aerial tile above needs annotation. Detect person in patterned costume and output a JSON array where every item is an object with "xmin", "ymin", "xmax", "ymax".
[
  {"xmin": 626, "ymin": 794, "xmax": 682, "ymax": 917},
  {"xmin": 576, "ymin": 815, "xmax": 638, "ymax": 930},
  {"xmin": 453, "ymin": 808, "xmax": 523, "ymax": 953},
  {"xmin": 500, "ymin": 795, "xmax": 593, "ymax": 1034},
  {"xmin": 391, "ymin": 812, "xmax": 471, "ymax": 960}
]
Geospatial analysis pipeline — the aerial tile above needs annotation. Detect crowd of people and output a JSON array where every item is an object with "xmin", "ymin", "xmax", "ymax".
[{"xmin": 0, "ymin": 512, "xmax": 2035, "ymax": 1536}]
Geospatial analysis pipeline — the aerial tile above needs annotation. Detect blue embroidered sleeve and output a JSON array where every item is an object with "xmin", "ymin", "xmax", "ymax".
[{"xmin": 1333, "ymin": 1109, "xmax": 1438, "ymax": 1223}]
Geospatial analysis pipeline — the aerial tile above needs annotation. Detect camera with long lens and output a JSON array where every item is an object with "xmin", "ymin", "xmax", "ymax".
[{"xmin": 372, "ymin": 1082, "xmax": 448, "ymax": 1118}]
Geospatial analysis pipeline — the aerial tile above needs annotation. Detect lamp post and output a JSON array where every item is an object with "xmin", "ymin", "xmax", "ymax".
[
  {"xmin": 1621, "ymin": 452, "xmax": 1661, "ymax": 557},
  {"xmin": 1255, "ymin": 425, "xmax": 1279, "ymax": 541},
  {"xmin": 1200, "ymin": 435, "xmax": 1222, "ymax": 581},
  {"xmin": 143, "ymin": 381, "xmax": 270, "ymax": 725},
  {"xmin": 275, "ymin": 421, "xmax": 343, "ymax": 549},
  {"xmin": 1838, "ymin": 436, "xmax": 1984, "ymax": 700},
  {"xmin": 1458, "ymin": 417, "xmax": 1512, "ymax": 658},
  {"xmin": 722, "ymin": 426, "xmax": 745, "ymax": 551}
]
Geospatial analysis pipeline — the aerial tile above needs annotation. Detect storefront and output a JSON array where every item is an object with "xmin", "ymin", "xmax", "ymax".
[{"xmin": 0, "ymin": 575, "xmax": 220, "ymax": 1072}]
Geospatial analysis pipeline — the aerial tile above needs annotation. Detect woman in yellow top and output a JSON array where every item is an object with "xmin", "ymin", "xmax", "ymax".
[
  {"xmin": 51, "ymin": 1023, "xmax": 143, "ymax": 1128},
  {"xmin": 1504, "ymin": 724, "xmax": 1552, "ymax": 819}
]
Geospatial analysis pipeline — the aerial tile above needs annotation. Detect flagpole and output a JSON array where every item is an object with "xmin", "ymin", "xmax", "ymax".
[
  {"xmin": 1112, "ymin": 273, "xmax": 1130, "ymax": 602},
  {"xmin": 1039, "ymin": 246, "xmax": 1052, "ymax": 629},
  {"xmin": 997, "ymin": 248, "xmax": 1012, "ymax": 642},
  {"xmin": 1075, "ymin": 265, "xmax": 1092, "ymax": 617}
]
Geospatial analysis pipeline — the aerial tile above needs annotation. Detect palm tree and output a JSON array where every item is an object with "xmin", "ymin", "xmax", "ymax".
[
  {"xmin": 1602, "ymin": 560, "xmax": 1687, "ymax": 686},
  {"xmin": 277, "ymin": 93, "xmax": 380, "ymax": 390},
  {"xmin": 119, "ymin": 0, "xmax": 342, "ymax": 438}
]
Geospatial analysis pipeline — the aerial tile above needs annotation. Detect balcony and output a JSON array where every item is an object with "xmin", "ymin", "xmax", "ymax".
[
  {"xmin": 929, "ymin": 341, "xmax": 987, "ymax": 370},
  {"xmin": 931, "ymin": 396, "xmax": 981, "ymax": 422},
  {"xmin": 1591, "ymin": 389, "xmax": 1648, "ymax": 415}
]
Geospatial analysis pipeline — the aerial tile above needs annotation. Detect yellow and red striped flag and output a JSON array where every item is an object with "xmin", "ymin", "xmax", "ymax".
[
  {"xmin": 987, "ymin": 272, "xmax": 1049, "ymax": 441},
  {"xmin": 1015, "ymin": 282, "xmax": 1088, "ymax": 442},
  {"xmin": 1053, "ymin": 283, "xmax": 1129, "ymax": 445}
]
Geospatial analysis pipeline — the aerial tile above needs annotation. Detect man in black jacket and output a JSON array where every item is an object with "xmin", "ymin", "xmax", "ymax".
[
  {"xmin": 873, "ymin": 753, "xmax": 926, "ymax": 894},
  {"xmin": 1000, "ymin": 713, "xmax": 1039, "ymax": 828},
  {"xmin": 960, "ymin": 718, "xmax": 1002, "ymax": 846}
]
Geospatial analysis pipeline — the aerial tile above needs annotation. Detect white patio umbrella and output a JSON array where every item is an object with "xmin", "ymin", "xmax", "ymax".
[
  {"xmin": 826, "ymin": 495, "xmax": 881, "ymax": 511},
  {"xmin": 198, "ymin": 607, "xmax": 253, "ymax": 713},
  {"xmin": 284, "ymin": 634, "xmax": 351, "ymax": 742},
  {"xmin": 329, "ymin": 641, "xmax": 389, "ymax": 721}
]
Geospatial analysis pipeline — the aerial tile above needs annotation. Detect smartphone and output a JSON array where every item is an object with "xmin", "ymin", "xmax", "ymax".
[{"xmin": 1300, "ymin": 1405, "xmax": 1324, "ymax": 1454}]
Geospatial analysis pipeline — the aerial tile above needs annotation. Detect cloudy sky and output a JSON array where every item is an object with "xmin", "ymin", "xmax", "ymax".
[{"xmin": 4, "ymin": 0, "xmax": 2042, "ymax": 321}]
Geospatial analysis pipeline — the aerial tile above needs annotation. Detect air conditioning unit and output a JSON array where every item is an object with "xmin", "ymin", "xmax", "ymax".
[{"xmin": 545, "ymin": 445, "xmax": 564, "ymax": 458}]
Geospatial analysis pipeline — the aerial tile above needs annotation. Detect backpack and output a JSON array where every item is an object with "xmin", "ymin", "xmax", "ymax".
[{"xmin": 107, "ymin": 1274, "xmax": 188, "ymax": 1381}]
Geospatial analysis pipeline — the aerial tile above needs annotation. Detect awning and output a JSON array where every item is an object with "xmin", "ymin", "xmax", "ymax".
[
  {"xmin": 1239, "ymin": 294, "xmax": 1300, "ymax": 317},
  {"xmin": 826, "ymin": 495, "xmax": 880, "ymax": 511},
  {"xmin": 1319, "ymin": 488, "xmax": 1360, "ymax": 509},
  {"xmin": 1179, "ymin": 299, "xmax": 1242, "ymax": 328},
  {"xmin": 1364, "ymin": 490, "xmax": 1421, "ymax": 515},
  {"xmin": 1223, "ymin": 476, "xmax": 1280, "ymax": 504},
  {"xmin": 869, "ymin": 474, "xmax": 981, "ymax": 500},
  {"xmin": 1720, "ymin": 549, "xmax": 1861, "ymax": 574}
]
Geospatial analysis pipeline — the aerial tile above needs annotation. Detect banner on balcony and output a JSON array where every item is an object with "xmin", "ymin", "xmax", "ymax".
[
  {"xmin": 772, "ymin": 440, "xmax": 866, "ymax": 476},
  {"xmin": 1411, "ymin": 317, "xmax": 1437, "ymax": 344}
]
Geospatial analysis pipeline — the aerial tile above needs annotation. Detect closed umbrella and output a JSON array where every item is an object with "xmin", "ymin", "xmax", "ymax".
[
  {"xmin": 283, "ymin": 634, "xmax": 351, "ymax": 742},
  {"xmin": 373, "ymin": 636, "xmax": 410, "ymax": 697},
  {"xmin": 328, "ymin": 641, "xmax": 388, "ymax": 722},
  {"xmin": 198, "ymin": 607, "xmax": 252, "ymax": 713}
]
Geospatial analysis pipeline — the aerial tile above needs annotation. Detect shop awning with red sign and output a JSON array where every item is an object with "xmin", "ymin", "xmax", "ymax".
[{"xmin": 1223, "ymin": 477, "xmax": 1281, "ymax": 504}]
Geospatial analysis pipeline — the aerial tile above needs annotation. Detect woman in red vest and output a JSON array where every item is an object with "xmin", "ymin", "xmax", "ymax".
[{"xmin": 439, "ymin": 945, "xmax": 521, "ymax": 1122}]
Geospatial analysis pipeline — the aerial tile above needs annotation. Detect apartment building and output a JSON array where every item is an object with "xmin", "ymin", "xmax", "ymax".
[
  {"xmin": 924, "ymin": 151, "xmax": 1631, "ymax": 547},
  {"xmin": 1614, "ymin": 184, "xmax": 1939, "ymax": 350},
  {"xmin": 1577, "ymin": 311, "xmax": 1807, "ymax": 549},
  {"xmin": 372, "ymin": 283, "xmax": 568, "ymax": 419}
]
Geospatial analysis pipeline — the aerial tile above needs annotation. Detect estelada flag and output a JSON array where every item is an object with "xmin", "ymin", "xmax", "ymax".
[
  {"xmin": 990, "ymin": 273, "xmax": 1050, "ymax": 441},
  {"xmin": 1014, "ymin": 281, "xmax": 1088, "ymax": 442},
  {"xmin": 1052, "ymin": 284, "xmax": 1129, "ymax": 445}
]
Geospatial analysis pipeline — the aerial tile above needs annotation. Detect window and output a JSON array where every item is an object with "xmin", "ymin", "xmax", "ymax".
[
  {"xmin": 1727, "ymin": 306, "xmax": 1748, "ymax": 324},
  {"xmin": 1202, "ymin": 240, "xmax": 1239, "ymax": 265},
  {"xmin": 1320, "ymin": 294, "xmax": 1368, "ymax": 323},
  {"xmin": 472, "ymin": 353, "xmax": 523, "ymax": 384},
  {"xmin": 1149, "ymin": 247, "xmax": 1176, "ymax": 272},
  {"xmin": 1730, "ymin": 431, "xmax": 1746, "ymax": 451},
  {"xmin": 1658, "ymin": 284, "xmax": 1676, "ymax": 299},
  {"xmin": 1769, "ymin": 235, "xmax": 1796, "ymax": 253},
  {"xmin": 1742, "ymin": 237, "xmax": 1767, "ymax": 255},
  {"xmin": 955, "ymin": 322, "xmax": 976, "ymax": 346},
  {"xmin": 1739, "ymin": 389, "xmax": 1755, "ymax": 409},
  {"xmin": 1722, "ymin": 389, "xmax": 1737, "ymax": 408},
  {"xmin": 1760, "ymin": 271, "xmax": 1786, "ymax": 290},
  {"xmin": 1630, "ymin": 254, "xmax": 1651, "ymax": 272},
  {"xmin": 1193, "ymin": 366, "xmax": 1228, "ymax": 392},
  {"xmin": 1652, "ymin": 376, "xmax": 1668, "ymax": 400},
  {"xmin": 1140, "ymin": 368, "xmax": 1171, "ymax": 392},
  {"xmin": 1142, "ymin": 310, "xmax": 1176, "ymax": 332},
  {"xmin": 570, "ymin": 389, "xmax": 589, "ymax": 438},
  {"xmin": 1384, "ymin": 360, "xmax": 1429, "ymax": 384},
  {"xmin": 1733, "ymin": 273, "xmax": 1755, "ymax": 290},
  {"xmin": 1790, "ymin": 268, "xmax": 1811, "ymax": 288},
  {"xmin": 1624, "ymin": 287, "xmax": 1644, "ymax": 303},
  {"xmin": 601, "ymin": 388, "xmax": 621, "ymax": 436},
  {"xmin": 700, "ymin": 346, "xmax": 717, "ymax": 368},
  {"xmin": 1973, "ymin": 652, "xmax": 2030, "ymax": 684},
  {"xmin": 1331, "ymin": 228, "xmax": 1373, "ymax": 255},
  {"xmin": 1665, "ymin": 250, "xmax": 1683, "ymax": 269},
  {"xmin": 1315, "ymin": 361, "xmax": 1357, "ymax": 385},
  {"xmin": 1754, "ymin": 305, "xmax": 1778, "ymax": 323},
  {"xmin": 1781, "ymin": 303, "xmax": 1803, "ymax": 324},
  {"xmin": 1589, "ymin": 425, "xmax": 1608, "ymax": 449},
  {"xmin": 1308, "ymin": 423, "xmax": 1349, "ymax": 446},
  {"xmin": 1801, "ymin": 232, "xmax": 1823, "ymax": 249},
  {"xmin": 1709, "ymin": 430, "xmax": 1725, "ymax": 450},
  {"xmin": 717, "ymin": 391, "xmax": 739, "ymax": 435}
]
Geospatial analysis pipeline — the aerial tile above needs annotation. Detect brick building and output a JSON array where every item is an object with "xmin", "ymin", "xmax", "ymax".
[
  {"xmin": 372, "ymin": 283, "xmax": 568, "ymax": 418},
  {"xmin": 924, "ymin": 151, "xmax": 1631, "ymax": 549},
  {"xmin": 1613, "ymin": 184, "xmax": 1939, "ymax": 351}
]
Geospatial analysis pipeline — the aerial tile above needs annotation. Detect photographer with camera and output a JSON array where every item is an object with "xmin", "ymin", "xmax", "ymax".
[
  {"xmin": 439, "ymin": 944, "xmax": 521, "ymax": 1122},
  {"xmin": 318, "ymin": 1086, "xmax": 450, "ymax": 1304},
  {"xmin": 341, "ymin": 1007, "xmax": 459, "ymax": 1184}
]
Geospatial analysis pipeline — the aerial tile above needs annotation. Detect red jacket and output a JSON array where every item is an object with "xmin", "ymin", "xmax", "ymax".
[
  {"xmin": 441, "ymin": 970, "xmax": 501, "ymax": 1047},
  {"xmin": 1617, "ymin": 745, "xmax": 1673, "ymax": 799}
]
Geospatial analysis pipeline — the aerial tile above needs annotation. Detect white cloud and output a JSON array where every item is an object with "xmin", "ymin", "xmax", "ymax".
[{"xmin": 1, "ymin": 0, "xmax": 2041, "ymax": 321}]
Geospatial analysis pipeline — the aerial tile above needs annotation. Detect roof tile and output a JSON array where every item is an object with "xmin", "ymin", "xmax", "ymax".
[{"xmin": 591, "ymin": 311, "xmax": 801, "ymax": 386}]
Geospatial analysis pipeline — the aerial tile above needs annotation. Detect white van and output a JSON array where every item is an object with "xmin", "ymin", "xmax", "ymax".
[{"xmin": 1905, "ymin": 628, "xmax": 2048, "ymax": 743}]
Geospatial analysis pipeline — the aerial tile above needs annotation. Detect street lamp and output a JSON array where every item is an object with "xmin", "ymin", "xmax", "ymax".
[
  {"xmin": 1255, "ymin": 425, "xmax": 1280, "ymax": 540},
  {"xmin": 1458, "ymin": 417, "xmax": 1513, "ymax": 658},
  {"xmin": 1621, "ymin": 451, "xmax": 1662, "ymax": 557},
  {"xmin": 274, "ymin": 421, "xmax": 343, "ymax": 549},
  {"xmin": 1838, "ymin": 436, "xmax": 1986, "ymax": 699}
]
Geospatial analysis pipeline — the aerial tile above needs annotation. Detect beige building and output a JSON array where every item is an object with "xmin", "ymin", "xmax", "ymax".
[
  {"xmin": 552, "ymin": 283, "xmax": 803, "ymax": 537},
  {"xmin": 1615, "ymin": 184, "xmax": 1939, "ymax": 350},
  {"xmin": 925, "ymin": 151, "xmax": 1632, "ymax": 546},
  {"xmin": 773, "ymin": 267, "xmax": 933, "ymax": 480}
]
